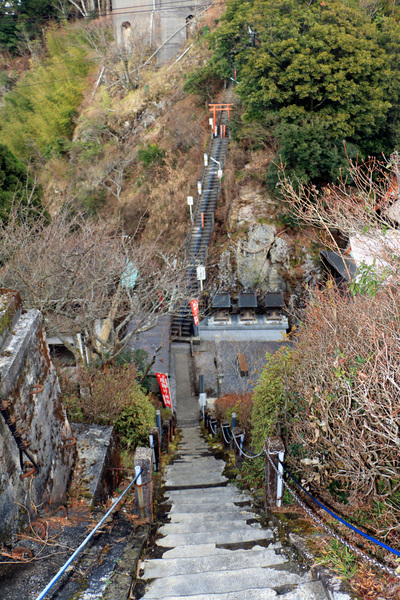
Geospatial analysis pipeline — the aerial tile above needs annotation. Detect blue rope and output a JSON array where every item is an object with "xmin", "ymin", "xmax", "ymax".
[
  {"xmin": 210, "ymin": 420, "xmax": 218, "ymax": 435},
  {"xmin": 35, "ymin": 468, "xmax": 143, "ymax": 600},
  {"xmin": 279, "ymin": 459, "xmax": 400, "ymax": 558},
  {"xmin": 242, "ymin": 443, "xmax": 261, "ymax": 457}
]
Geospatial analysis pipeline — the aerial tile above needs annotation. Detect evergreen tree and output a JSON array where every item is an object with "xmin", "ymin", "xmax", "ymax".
[
  {"xmin": 0, "ymin": 143, "xmax": 42, "ymax": 221},
  {"xmin": 205, "ymin": 0, "xmax": 400, "ymax": 184}
]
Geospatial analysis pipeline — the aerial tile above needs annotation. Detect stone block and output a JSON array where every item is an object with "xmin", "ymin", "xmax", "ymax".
[
  {"xmin": 72, "ymin": 424, "xmax": 121, "ymax": 507},
  {"xmin": 134, "ymin": 447, "xmax": 153, "ymax": 521},
  {"xmin": 0, "ymin": 294, "xmax": 75, "ymax": 542}
]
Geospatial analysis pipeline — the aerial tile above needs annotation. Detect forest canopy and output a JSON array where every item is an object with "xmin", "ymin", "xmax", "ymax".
[{"xmin": 200, "ymin": 0, "xmax": 400, "ymax": 184}]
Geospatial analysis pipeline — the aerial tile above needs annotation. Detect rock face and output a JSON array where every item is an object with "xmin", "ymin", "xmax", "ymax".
[
  {"xmin": 0, "ymin": 290, "xmax": 75, "ymax": 542},
  {"xmin": 234, "ymin": 224, "xmax": 289, "ymax": 292}
]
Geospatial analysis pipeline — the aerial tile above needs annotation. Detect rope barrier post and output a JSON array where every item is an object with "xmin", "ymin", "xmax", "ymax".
[
  {"xmin": 232, "ymin": 426, "xmax": 244, "ymax": 467},
  {"xmin": 222, "ymin": 421, "xmax": 230, "ymax": 449},
  {"xmin": 172, "ymin": 411, "xmax": 177, "ymax": 436},
  {"xmin": 149, "ymin": 427, "xmax": 160, "ymax": 472},
  {"xmin": 156, "ymin": 409, "xmax": 162, "ymax": 449},
  {"xmin": 231, "ymin": 412, "xmax": 237, "ymax": 429},
  {"xmin": 265, "ymin": 437, "xmax": 285, "ymax": 509},
  {"xmin": 204, "ymin": 409, "xmax": 210, "ymax": 431},
  {"xmin": 161, "ymin": 419, "xmax": 170, "ymax": 453},
  {"xmin": 134, "ymin": 448, "xmax": 153, "ymax": 521},
  {"xmin": 135, "ymin": 465, "xmax": 145, "ymax": 518}
]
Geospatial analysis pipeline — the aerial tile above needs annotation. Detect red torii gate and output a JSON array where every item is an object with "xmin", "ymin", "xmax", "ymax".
[{"xmin": 209, "ymin": 103, "xmax": 234, "ymax": 137}]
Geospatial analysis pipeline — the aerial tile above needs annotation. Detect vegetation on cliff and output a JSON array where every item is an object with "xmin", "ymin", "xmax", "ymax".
[{"xmin": 191, "ymin": 0, "xmax": 400, "ymax": 184}]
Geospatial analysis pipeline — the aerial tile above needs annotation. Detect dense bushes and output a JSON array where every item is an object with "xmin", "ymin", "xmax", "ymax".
[
  {"xmin": 251, "ymin": 285, "xmax": 400, "ymax": 511},
  {"xmin": 0, "ymin": 143, "xmax": 43, "ymax": 221},
  {"xmin": 61, "ymin": 362, "xmax": 156, "ymax": 450},
  {"xmin": 1, "ymin": 26, "xmax": 93, "ymax": 159},
  {"xmin": 198, "ymin": 0, "xmax": 400, "ymax": 184},
  {"xmin": 213, "ymin": 393, "xmax": 253, "ymax": 439},
  {"xmin": 250, "ymin": 349, "xmax": 292, "ymax": 451}
]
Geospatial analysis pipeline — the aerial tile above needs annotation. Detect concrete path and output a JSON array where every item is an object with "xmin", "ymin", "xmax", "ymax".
[
  {"xmin": 139, "ymin": 428, "xmax": 329, "ymax": 600},
  {"xmin": 173, "ymin": 344, "xmax": 199, "ymax": 426}
]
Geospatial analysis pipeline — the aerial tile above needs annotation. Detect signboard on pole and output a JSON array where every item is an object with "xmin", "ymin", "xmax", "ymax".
[
  {"xmin": 190, "ymin": 299, "xmax": 199, "ymax": 326},
  {"xmin": 155, "ymin": 373, "xmax": 172, "ymax": 409}
]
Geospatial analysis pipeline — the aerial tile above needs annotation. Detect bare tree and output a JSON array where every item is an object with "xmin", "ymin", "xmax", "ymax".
[
  {"xmin": 79, "ymin": 18, "xmax": 152, "ymax": 92},
  {"xmin": 0, "ymin": 206, "xmax": 187, "ymax": 365},
  {"xmin": 277, "ymin": 154, "xmax": 400, "ymax": 276},
  {"xmin": 279, "ymin": 155, "xmax": 398, "ymax": 238},
  {"xmin": 64, "ymin": 0, "xmax": 111, "ymax": 18}
]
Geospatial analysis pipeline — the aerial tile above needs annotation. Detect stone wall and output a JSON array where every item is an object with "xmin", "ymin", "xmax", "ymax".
[
  {"xmin": 113, "ymin": 0, "xmax": 201, "ymax": 64},
  {"xmin": 0, "ymin": 291, "xmax": 75, "ymax": 542}
]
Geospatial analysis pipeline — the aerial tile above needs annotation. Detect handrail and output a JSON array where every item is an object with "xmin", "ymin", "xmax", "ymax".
[
  {"xmin": 208, "ymin": 413, "xmax": 400, "ymax": 579},
  {"xmin": 34, "ymin": 468, "xmax": 143, "ymax": 600}
]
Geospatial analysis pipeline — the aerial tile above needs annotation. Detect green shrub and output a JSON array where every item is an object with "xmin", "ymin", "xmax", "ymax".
[
  {"xmin": 61, "ymin": 362, "xmax": 156, "ymax": 451},
  {"xmin": 137, "ymin": 143, "xmax": 166, "ymax": 167},
  {"xmin": 251, "ymin": 349, "xmax": 292, "ymax": 451},
  {"xmin": 1, "ymin": 25, "xmax": 93, "ymax": 159},
  {"xmin": 114, "ymin": 384, "xmax": 156, "ymax": 450}
]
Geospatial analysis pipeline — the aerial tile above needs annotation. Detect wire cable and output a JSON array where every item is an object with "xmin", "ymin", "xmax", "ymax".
[
  {"xmin": 264, "ymin": 447, "xmax": 400, "ymax": 579},
  {"xmin": 275, "ymin": 454, "xmax": 400, "ymax": 559},
  {"xmin": 0, "ymin": 1, "xmax": 218, "ymax": 23}
]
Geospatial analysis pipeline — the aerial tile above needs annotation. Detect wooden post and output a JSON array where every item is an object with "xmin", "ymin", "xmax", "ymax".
[
  {"xmin": 134, "ymin": 447, "xmax": 153, "ymax": 521},
  {"xmin": 161, "ymin": 420, "xmax": 170, "ymax": 453},
  {"xmin": 232, "ymin": 426, "xmax": 244, "ymax": 468},
  {"xmin": 265, "ymin": 437, "xmax": 285, "ymax": 509},
  {"xmin": 222, "ymin": 421, "xmax": 231, "ymax": 449},
  {"xmin": 149, "ymin": 427, "xmax": 160, "ymax": 472}
]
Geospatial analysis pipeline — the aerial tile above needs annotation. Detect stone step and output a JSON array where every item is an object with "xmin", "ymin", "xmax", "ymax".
[
  {"xmin": 164, "ymin": 489, "xmax": 251, "ymax": 503},
  {"xmin": 139, "ymin": 591, "xmax": 278, "ymax": 600},
  {"xmin": 165, "ymin": 475, "xmax": 229, "ymax": 487},
  {"xmin": 139, "ymin": 580, "xmax": 327, "ymax": 600},
  {"xmin": 140, "ymin": 565, "xmax": 312, "ymax": 599},
  {"xmin": 159, "ymin": 529, "xmax": 274, "ymax": 547},
  {"xmin": 165, "ymin": 484, "xmax": 248, "ymax": 495},
  {"xmin": 159, "ymin": 519, "xmax": 262, "ymax": 535},
  {"xmin": 166, "ymin": 502, "xmax": 252, "ymax": 514},
  {"xmin": 159, "ymin": 542, "xmax": 282, "ymax": 559},
  {"xmin": 167, "ymin": 510, "xmax": 257, "ymax": 523},
  {"xmin": 143, "ymin": 548, "xmax": 287, "ymax": 578}
]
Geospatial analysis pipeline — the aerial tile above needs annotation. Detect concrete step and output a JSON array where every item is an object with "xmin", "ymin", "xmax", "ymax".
[
  {"xmin": 164, "ymin": 488, "xmax": 251, "ymax": 502},
  {"xmin": 166, "ymin": 502, "xmax": 253, "ymax": 514},
  {"xmin": 143, "ymin": 548, "xmax": 287, "ymax": 578},
  {"xmin": 140, "ymin": 580, "xmax": 327, "ymax": 600},
  {"xmin": 159, "ymin": 519, "xmax": 263, "ymax": 535},
  {"xmin": 159, "ymin": 529, "xmax": 274, "ymax": 547},
  {"xmin": 139, "ymin": 426, "xmax": 330, "ymax": 600},
  {"xmin": 140, "ymin": 565, "xmax": 312, "ymax": 598},
  {"xmin": 159, "ymin": 542, "xmax": 282, "ymax": 559},
  {"xmin": 167, "ymin": 510, "xmax": 257, "ymax": 523}
]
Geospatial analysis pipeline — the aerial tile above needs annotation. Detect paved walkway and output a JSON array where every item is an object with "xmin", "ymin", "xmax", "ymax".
[
  {"xmin": 139, "ymin": 428, "xmax": 329, "ymax": 600},
  {"xmin": 173, "ymin": 344, "xmax": 199, "ymax": 426}
]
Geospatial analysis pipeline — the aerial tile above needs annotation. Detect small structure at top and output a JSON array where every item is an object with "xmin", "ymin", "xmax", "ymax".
[{"xmin": 112, "ymin": 0, "xmax": 204, "ymax": 64}]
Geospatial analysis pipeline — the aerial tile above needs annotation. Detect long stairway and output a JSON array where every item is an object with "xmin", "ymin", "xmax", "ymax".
[
  {"xmin": 138, "ymin": 428, "xmax": 329, "ymax": 600},
  {"xmin": 171, "ymin": 90, "xmax": 233, "ymax": 339}
]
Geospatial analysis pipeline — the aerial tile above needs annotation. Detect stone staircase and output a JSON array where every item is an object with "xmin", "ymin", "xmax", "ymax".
[
  {"xmin": 138, "ymin": 428, "xmax": 329, "ymax": 600},
  {"xmin": 171, "ymin": 94, "xmax": 232, "ymax": 340}
]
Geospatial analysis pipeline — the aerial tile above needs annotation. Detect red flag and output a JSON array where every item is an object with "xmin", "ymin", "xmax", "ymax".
[
  {"xmin": 190, "ymin": 298, "xmax": 199, "ymax": 326},
  {"xmin": 155, "ymin": 373, "xmax": 172, "ymax": 409}
]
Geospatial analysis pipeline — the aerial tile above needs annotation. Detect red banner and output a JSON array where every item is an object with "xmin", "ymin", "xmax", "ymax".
[
  {"xmin": 155, "ymin": 373, "xmax": 172, "ymax": 409},
  {"xmin": 190, "ymin": 298, "xmax": 199, "ymax": 326}
]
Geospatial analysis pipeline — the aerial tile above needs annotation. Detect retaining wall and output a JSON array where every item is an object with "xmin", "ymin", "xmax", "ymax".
[{"xmin": 0, "ymin": 290, "xmax": 75, "ymax": 542}]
